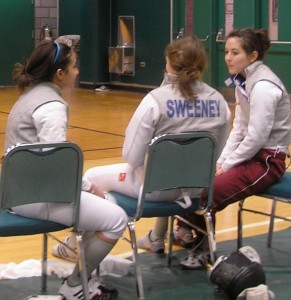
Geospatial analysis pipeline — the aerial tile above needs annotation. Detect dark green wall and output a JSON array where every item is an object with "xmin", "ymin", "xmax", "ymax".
[
  {"xmin": 59, "ymin": 0, "xmax": 110, "ymax": 84},
  {"xmin": 192, "ymin": 0, "xmax": 221, "ymax": 87},
  {"xmin": 0, "ymin": 0, "xmax": 34, "ymax": 85},
  {"xmin": 59, "ymin": 0, "xmax": 291, "ymax": 92},
  {"xmin": 109, "ymin": 0, "xmax": 171, "ymax": 86},
  {"xmin": 59, "ymin": 0, "xmax": 81, "ymax": 35},
  {"xmin": 215, "ymin": 0, "xmax": 267, "ymax": 92},
  {"xmin": 80, "ymin": 0, "xmax": 110, "ymax": 83},
  {"xmin": 266, "ymin": 0, "xmax": 291, "ymax": 92},
  {"xmin": 59, "ymin": 0, "xmax": 171, "ymax": 87}
]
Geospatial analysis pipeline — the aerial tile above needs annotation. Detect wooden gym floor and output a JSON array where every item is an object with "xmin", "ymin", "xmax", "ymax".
[{"xmin": 0, "ymin": 86, "xmax": 290, "ymax": 264}]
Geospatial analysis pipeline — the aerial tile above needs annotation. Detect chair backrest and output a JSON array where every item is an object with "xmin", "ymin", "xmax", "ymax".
[
  {"xmin": 141, "ymin": 131, "xmax": 217, "ymax": 207},
  {"xmin": 0, "ymin": 142, "xmax": 83, "ymax": 227}
]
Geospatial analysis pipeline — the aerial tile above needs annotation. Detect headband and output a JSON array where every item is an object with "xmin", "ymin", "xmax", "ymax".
[{"xmin": 53, "ymin": 42, "xmax": 60, "ymax": 64}]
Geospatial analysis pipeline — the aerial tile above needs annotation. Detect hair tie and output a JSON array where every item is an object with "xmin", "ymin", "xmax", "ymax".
[{"xmin": 53, "ymin": 42, "xmax": 60, "ymax": 64}]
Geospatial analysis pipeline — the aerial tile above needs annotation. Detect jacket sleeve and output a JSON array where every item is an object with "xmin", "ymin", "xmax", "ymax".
[
  {"xmin": 32, "ymin": 101, "xmax": 68, "ymax": 142},
  {"xmin": 217, "ymin": 92, "xmax": 246, "ymax": 166},
  {"xmin": 216, "ymin": 99, "xmax": 232, "ymax": 157},
  {"xmin": 122, "ymin": 94, "xmax": 160, "ymax": 167},
  {"xmin": 218, "ymin": 81, "xmax": 282, "ymax": 171}
]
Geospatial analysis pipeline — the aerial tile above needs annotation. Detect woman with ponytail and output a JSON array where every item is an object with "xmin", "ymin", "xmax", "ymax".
[
  {"xmin": 53, "ymin": 36, "xmax": 230, "ymax": 256},
  {"xmin": 174, "ymin": 28, "xmax": 291, "ymax": 270},
  {"xmin": 5, "ymin": 40, "xmax": 127, "ymax": 300}
]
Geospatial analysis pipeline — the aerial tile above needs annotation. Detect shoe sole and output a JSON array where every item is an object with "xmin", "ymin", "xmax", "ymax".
[
  {"xmin": 179, "ymin": 263, "xmax": 208, "ymax": 270},
  {"xmin": 179, "ymin": 254, "xmax": 211, "ymax": 270},
  {"xmin": 153, "ymin": 249, "xmax": 165, "ymax": 254},
  {"xmin": 173, "ymin": 239, "xmax": 195, "ymax": 249},
  {"xmin": 60, "ymin": 292, "xmax": 117, "ymax": 300},
  {"xmin": 143, "ymin": 247, "xmax": 164, "ymax": 254}
]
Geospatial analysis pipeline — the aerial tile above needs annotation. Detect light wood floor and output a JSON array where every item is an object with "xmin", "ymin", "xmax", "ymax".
[{"xmin": 0, "ymin": 86, "xmax": 290, "ymax": 264}]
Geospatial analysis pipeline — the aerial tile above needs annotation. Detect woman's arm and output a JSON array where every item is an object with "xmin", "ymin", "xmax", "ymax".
[
  {"xmin": 220, "ymin": 81, "xmax": 281, "ymax": 172},
  {"xmin": 122, "ymin": 94, "xmax": 160, "ymax": 167},
  {"xmin": 217, "ymin": 88, "xmax": 246, "ymax": 166},
  {"xmin": 32, "ymin": 101, "xmax": 68, "ymax": 142}
]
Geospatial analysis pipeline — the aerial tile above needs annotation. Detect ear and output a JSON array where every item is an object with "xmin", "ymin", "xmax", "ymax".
[
  {"xmin": 250, "ymin": 51, "xmax": 259, "ymax": 63},
  {"xmin": 55, "ymin": 69, "xmax": 64, "ymax": 81}
]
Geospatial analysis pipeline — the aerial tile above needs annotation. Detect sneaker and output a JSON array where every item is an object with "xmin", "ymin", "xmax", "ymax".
[
  {"xmin": 179, "ymin": 249, "xmax": 211, "ymax": 270},
  {"xmin": 173, "ymin": 226, "xmax": 195, "ymax": 248},
  {"xmin": 89, "ymin": 277, "xmax": 118, "ymax": 299},
  {"xmin": 137, "ymin": 230, "xmax": 165, "ymax": 253},
  {"xmin": 95, "ymin": 85, "xmax": 109, "ymax": 92},
  {"xmin": 52, "ymin": 236, "xmax": 79, "ymax": 262},
  {"xmin": 179, "ymin": 236, "xmax": 210, "ymax": 270},
  {"xmin": 59, "ymin": 277, "xmax": 118, "ymax": 300}
]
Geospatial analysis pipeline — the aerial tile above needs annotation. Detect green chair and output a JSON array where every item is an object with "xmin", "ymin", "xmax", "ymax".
[
  {"xmin": 237, "ymin": 171, "xmax": 291, "ymax": 249},
  {"xmin": 0, "ymin": 142, "xmax": 89, "ymax": 299},
  {"xmin": 109, "ymin": 131, "xmax": 218, "ymax": 300}
]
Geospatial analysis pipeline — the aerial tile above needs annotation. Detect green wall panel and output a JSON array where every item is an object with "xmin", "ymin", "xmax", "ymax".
[
  {"xmin": 193, "ymin": 0, "xmax": 221, "ymax": 87},
  {"xmin": 0, "ymin": 0, "xmax": 34, "ymax": 85},
  {"xmin": 278, "ymin": 0, "xmax": 291, "ymax": 40},
  {"xmin": 59, "ymin": 0, "xmax": 171, "ymax": 86},
  {"xmin": 59, "ymin": 0, "xmax": 81, "ymax": 35},
  {"xmin": 60, "ymin": 0, "xmax": 110, "ymax": 84},
  {"xmin": 173, "ymin": 0, "xmax": 186, "ymax": 39},
  {"xmin": 58, "ymin": 0, "xmax": 291, "ymax": 92},
  {"xmin": 110, "ymin": 0, "xmax": 171, "ymax": 86},
  {"xmin": 267, "ymin": 0, "xmax": 291, "ymax": 92},
  {"xmin": 80, "ymin": 0, "xmax": 110, "ymax": 83},
  {"xmin": 234, "ymin": 0, "xmax": 261, "ymax": 29}
]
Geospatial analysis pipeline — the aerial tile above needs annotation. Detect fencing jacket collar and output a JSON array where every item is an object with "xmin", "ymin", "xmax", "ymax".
[{"xmin": 225, "ymin": 74, "xmax": 246, "ymax": 90}]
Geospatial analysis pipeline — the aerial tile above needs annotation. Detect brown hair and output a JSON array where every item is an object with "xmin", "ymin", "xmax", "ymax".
[
  {"xmin": 226, "ymin": 28, "xmax": 270, "ymax": 60},
  {"xmin": 12, "ymin": 40, "xmax": 73, "ymax": 92},
  {"xmin": 165, "ymin": 35, "xmax": 208, "ymax": 99}
]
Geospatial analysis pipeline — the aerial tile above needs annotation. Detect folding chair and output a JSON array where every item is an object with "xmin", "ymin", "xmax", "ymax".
[
  {"xmin": 237, "ymin": 171, "xmax": 291, "ymax": 249},
  {"xmin": 109, "ymin": 131, "xmax": 218, "ymax": 300},
  {"xmin": 0, "ymin": 142, "xmax": 89, "ymax": 299}
]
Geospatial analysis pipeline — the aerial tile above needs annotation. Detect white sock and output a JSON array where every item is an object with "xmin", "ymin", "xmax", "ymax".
[
  {"xmin": 151, "ymin": 217, "xmax": 168, "ymax": 239},
  {"xmin": 68, "ymin": 232, "xmax": 114, "ymax": 287},
  {"xmin": 66, "ymin": 232, "xmax": 77, "ymax": 249}
]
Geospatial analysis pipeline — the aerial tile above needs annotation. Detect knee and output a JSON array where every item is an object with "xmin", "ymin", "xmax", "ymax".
[
  {"xmin": 119, "ymin": 208, "xmax": 128, "ymax": 232},
  {"xmin": 83, "ymin": 168, "xmax": 93, "ymax": 182},
  {"xmin": 112, "ymin": 206, "xmax": 128, "ymax": 237}
]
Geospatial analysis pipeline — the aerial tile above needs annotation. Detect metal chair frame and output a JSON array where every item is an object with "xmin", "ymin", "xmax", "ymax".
[
  {"xmin": 237, "ymin": 171, "xmax": 291, "ymax": 249},
  {"xmin": 110, "ymin": 131, "xmax": 218, "ymax": 299}
]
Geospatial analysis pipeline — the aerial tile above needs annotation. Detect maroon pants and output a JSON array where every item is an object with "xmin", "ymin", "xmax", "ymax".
[{"xmin": 177, "ymin": 149, "xmax": 286, "ymax": 232}]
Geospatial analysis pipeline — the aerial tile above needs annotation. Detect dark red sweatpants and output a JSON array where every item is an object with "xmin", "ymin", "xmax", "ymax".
[{"xmin": 177, "ymin": 149, "xmax": 287, "ymax": 232}]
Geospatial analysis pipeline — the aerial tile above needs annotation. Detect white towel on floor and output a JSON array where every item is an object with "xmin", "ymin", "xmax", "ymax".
[{"xmin": 0, "ymin": 255, "xmax": 133, "ymax": 280}]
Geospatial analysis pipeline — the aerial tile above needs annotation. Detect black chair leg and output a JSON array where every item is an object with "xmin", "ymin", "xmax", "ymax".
[
  {"xmin": 41, "ymin": 233, "xmax": 48, "ymax": 293},
  {"xmin": 204, "ymin": 211, "xmax": 216, "ymax": 265},
  {"xmin": 167, "ymin": 216, "xmax": 175, "ymax": 267},
  {"xmin": 267, "ymin": 200, "xmax": 277, "ymax": 247},
  {"xmin": 76, "ymin": 232, "xmax": 89, "ymax": 300},
  {"xmin": 237, "ymin": 200, "xmax": 244, "ymax": 249},
  {"xmin": 128, "ymin": 220, "xmax": 145, "ymax": 300}
]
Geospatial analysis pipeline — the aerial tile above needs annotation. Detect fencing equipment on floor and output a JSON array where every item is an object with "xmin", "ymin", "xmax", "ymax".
[{"xmin": 208, "ymin": 246, "xmax": 266, "ymax": 299}]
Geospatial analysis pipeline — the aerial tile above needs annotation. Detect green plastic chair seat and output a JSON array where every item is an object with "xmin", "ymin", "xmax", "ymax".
[
  {"xmin": 238, "ymin": 171, "xmax": 291, "ymax": 250},
  {"xmin": 263, "ymin": 172, "xmax": 291, "ymax": 199},
  {"xmin": 0, "ymin": 209, "xmax": 67, "ymax": 236},
  {"xmin": 110, "ymin": 192, "xmax": 200, "ymax": 218}
]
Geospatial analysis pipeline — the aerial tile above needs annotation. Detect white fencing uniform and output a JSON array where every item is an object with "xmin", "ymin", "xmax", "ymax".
[{"xmin": 6, "ymin": 83, "xmax": 127, "ymax": 240}]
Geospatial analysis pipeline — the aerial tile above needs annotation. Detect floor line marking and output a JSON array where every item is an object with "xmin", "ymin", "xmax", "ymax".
[{"xmin": 216, "ymin": 217, "xmax": 291, "ymax": 234}]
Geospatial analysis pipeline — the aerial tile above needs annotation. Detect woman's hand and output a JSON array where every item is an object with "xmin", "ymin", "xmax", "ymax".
[
  {"xmin": 90, "ymin": 183, "xmax": 106, "ymax": 198},
  {"xmin": 215, "ymin": 163, "xmax": 223, "ymax": 176}
]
